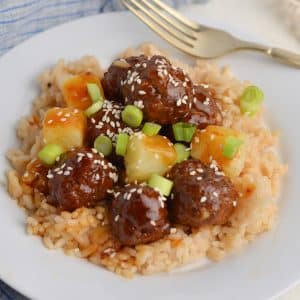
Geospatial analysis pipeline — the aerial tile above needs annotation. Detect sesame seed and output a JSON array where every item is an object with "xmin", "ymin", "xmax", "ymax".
[
  {"xmin": 103, "ymin": 248, "xmax": 114, "ymax": 254},
  {"xmin": 201, "ymin": 83, "xmax": 209, "ymax": 89},
  {"xmin": 64, "ymin": 171, "xmax": 71, "ymax": 176},
  {"xmin": 47, "ymin": 120, "xmax": 53, "ymax": 124},
  {"xmin": 91, "ymin": 148, "xmax": 98, "ymax": 154},
  {"xmin": 213, "ymin": 191, "xmax": 218, "ymax": 197},
  {"xmin": 190, "ymin": 170, "xmax": 196, "ymax": 175},
  {"xmin": 203, "ymin": 97, "xmax": 210, "ymax": 105},
  {"xmin": 114, "ymin": 215, "xmax": 120, "ymax": 222},
  {"xmin": 60, "ymin": 118, "xmax": 67, "ymax": 122},
  {"xmin": 233, "ymin": 201, "xmax": 237, "ymax": 207},
  {"xmin": 57, "ymin": 111, "xmax": 63, "ymax": 116},
  {"xmin": 197, "ymin": 177, "xmax": 202, "ymax": 181},
  {"xmin": 86, "ymin": 153, "xmax": 93, "ymax": 159},
  {"xmin": 57, "ymin": 170, "xmax": 63, "ymax": 175},
  {"xmin": 170, "ymin": 228, "xmax": 177, "ymax": 234},
  {"xmin": 138, "ymin": 90, "xmax": 146, "ymax": 95},
  {"xmin": 23, "ymin": 171, "xmax": 29, "ymax": 177},
  {"xmin": 200, "ymin": 196, "xmax": 207, "ymax": 203},
  {"xmin": 150, "ymin": 220, "xmax": 156, "ymax": 226},
  {"xmin": 47, "ymin": 174, "xmax": 54, "ymax": 179}
]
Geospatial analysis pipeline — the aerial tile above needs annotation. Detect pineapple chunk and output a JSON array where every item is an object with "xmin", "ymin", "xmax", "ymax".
[
  {"xmin": 191, "ymin": 125, "xmax": 246, "ymax": 177},
  {"xmin": 43, "ymin": 107, "xmax": 87, "ymax": 150},
  {"xmin": 125, "ymin": 133, "xmax": 177, "ymax": 182},
  {"xmin": 62, "ymin": 73, "xmax": 104, "ymax": 110}
]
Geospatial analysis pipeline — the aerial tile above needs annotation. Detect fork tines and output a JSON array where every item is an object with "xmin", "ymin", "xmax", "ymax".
[{"xmin": 122, "ymin": 0, "xmax": 200, "ymax": 53}]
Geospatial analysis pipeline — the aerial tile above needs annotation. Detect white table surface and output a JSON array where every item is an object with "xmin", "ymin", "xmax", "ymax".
[{"xmin": 181, "ymin": 0, "xmax": 300, "ymax": 299}]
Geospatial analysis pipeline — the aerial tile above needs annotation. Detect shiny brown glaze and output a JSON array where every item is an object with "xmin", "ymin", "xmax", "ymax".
[
  {"xmin": 102, "ymin": 56, "xmax": 147, "ymax": 103},
  {"xmin": 86, "ymin": 100, "xmax": 135, "ymax": 145},
  {"xmin": 109, "ymin": 184, "xmax": 170, "ymax": 246},
  {"xmin": 48, "ymin": 148, "xmax": 118, "ymax": 212},
  {"xmin": 22, "ymin": 158, "xmax": 49, "ymax": 194},
  {"xmin": 168, "ymin": 159, "xmax": 238, "ymax": 228},
  {"xmin": 184, "ymin": 85, "xmax": 222, "ymax": 129},
  {"xmin": 122, "ymin": 55, "xmax": 193, "ymax": 124}
]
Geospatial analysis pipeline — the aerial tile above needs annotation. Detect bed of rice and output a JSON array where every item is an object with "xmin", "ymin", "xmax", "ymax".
[{"xmin": 6, "ymin": 43, "xmax": 287, "ymax": 277}]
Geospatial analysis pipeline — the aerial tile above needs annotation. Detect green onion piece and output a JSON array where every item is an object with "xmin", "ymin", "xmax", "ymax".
[
  {"xmin": 240, "ymin": 85, "xmax": 264, "ymax": 116},
  {"xmin": 222, "ymin": 136, "xmax": 244, "ymax": 159},
  {"xmin": 148, "ymin": 174, "xmax": 173, "ymax": 197},
  {"xmin": 116, "ymin": 133, "xmax": 129, "ymax": 156},
  {"xmin": 183, "ymin": 123, "xmax": 196, "ymax": 143},
  {"xmin": 85, "ymin": 101, "xmax": 103, "ymax": 117},
  {"xmin": 121, "ymin": 105, "xmax": 143, "ymax": 128},
  {"xmin": 172, "ymin": 122, "xmax": 185, "ymax": 141},
  {"xmin": 173, "ymin": 122, "xmax": 196, "ymax": 142},
  {"xmin": 142, "ymin": 122, "xmax": 162, "ymax": 136},
  {"xmin": 94, "ymin": 135, "xmax": 112, "ymax": 156},
  {"xmin": 87, "ymin": 83, "xmax": 103, "ymax": 103},
  {"xmin": 174, "ymin": 143, "xmax": 190, "ymax": 163},
  {"xmin": 38, "ymin": 144, "xmax": 64, "ymax": 166}
]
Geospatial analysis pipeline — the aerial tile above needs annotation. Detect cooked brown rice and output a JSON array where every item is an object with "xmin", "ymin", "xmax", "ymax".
[{"xmin": 6, "ymin": 43, "xmax": 287, "ymax": 277}]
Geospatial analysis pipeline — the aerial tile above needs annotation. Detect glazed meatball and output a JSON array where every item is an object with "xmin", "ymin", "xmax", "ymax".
[
  {"xmin": 86, "ymin": 100, "xmax": 135, "ymax": 145},
  {"xmin": 102, "ymin": 56, "xmax": 147, "ymax": 103},
  {"xmin": 168, "ymin": 159, "xmax": 238, "ymax": 228},
  {"xmin": 48, "ymin": 148, "xmax": 118, "ymax": 211},
  {"xmin": 122, "ymin": 55, "xmax": 193, "ymax": 124},
  {"xmin": 22, "ymin": 158, "xmax": 49, "ymax": 194},
  {"xmin": 109, "ymin": 184, "xmax": 170, "ymax": 246},
  {"xmin": 183, "ymin": 85, "xmax": 222, "ymax": 129}
]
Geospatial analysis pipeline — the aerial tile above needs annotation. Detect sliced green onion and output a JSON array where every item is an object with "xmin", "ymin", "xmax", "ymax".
[
  {"xmin": 121, "ymin": 105, "xmax": 143, "ymax": 128},
  {"xmin": 38, "ymin": 144, "xmax": 64, "ymax": 166},
  {"xmin": 172, "ymin": 122, "xmax": 196, "ymax": 142},
  {"xmin": 240, "ymin": 85, "xmax": 264, "ymax": 116},
  {"xmin": 148, "ymin": 174, "xmax": 173, "ymax": 197},
  {"xmin": 85, "ymin": 101, "xmax": 103, "ymax": 117},
  {"xmin": 142, "ymin": 122, "xmax": 162, "ymax": 136},
  {"xmin": 87, "ymin": 83, "xmax": 103, "ymax": 103},
  {"xmin": 94, "ymin": 135, "xmax": 112, "ymax": 156},
  {"xmin": 183, "ymin": 123, "xmax": 196, "ymax": 143},
  {"xmin": 174, "ymin": 143, "xmax": 190, "ymax": 163},
  {"xmin": 172, "ymin": 122, "xmax": 185, "ymax": 141},
  {"xmin": 116, "ymin": 133, "xmax": 129, "ymax": 156},
  {"xmin": 222, "ymin": 136, "xmax": 244, "ymax": 159}
]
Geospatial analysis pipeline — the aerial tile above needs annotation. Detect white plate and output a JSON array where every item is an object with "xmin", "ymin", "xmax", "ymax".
[{"xmin": 0, "ymin": 8, "xmax": 299, "ymax": 300}]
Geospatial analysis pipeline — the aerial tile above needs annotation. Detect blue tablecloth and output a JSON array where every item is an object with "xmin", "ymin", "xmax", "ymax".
[{"xmin": 0, "ymin": 0, "xmax": 205, "ymax": 298}]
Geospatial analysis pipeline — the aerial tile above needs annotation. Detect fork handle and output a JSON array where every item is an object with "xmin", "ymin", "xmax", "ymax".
[
  {"xmin": 241, "ymin": 41, "xmax": 300, "ymax": 68},
  {"xmin": 266, "ymin": 47, "xmax": 300, "ymax": 68}
]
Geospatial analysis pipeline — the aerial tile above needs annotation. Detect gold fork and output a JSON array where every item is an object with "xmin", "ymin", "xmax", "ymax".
[{"xmin": 122, "ymin": 0, "xmax": 300, "ymax": 68}]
